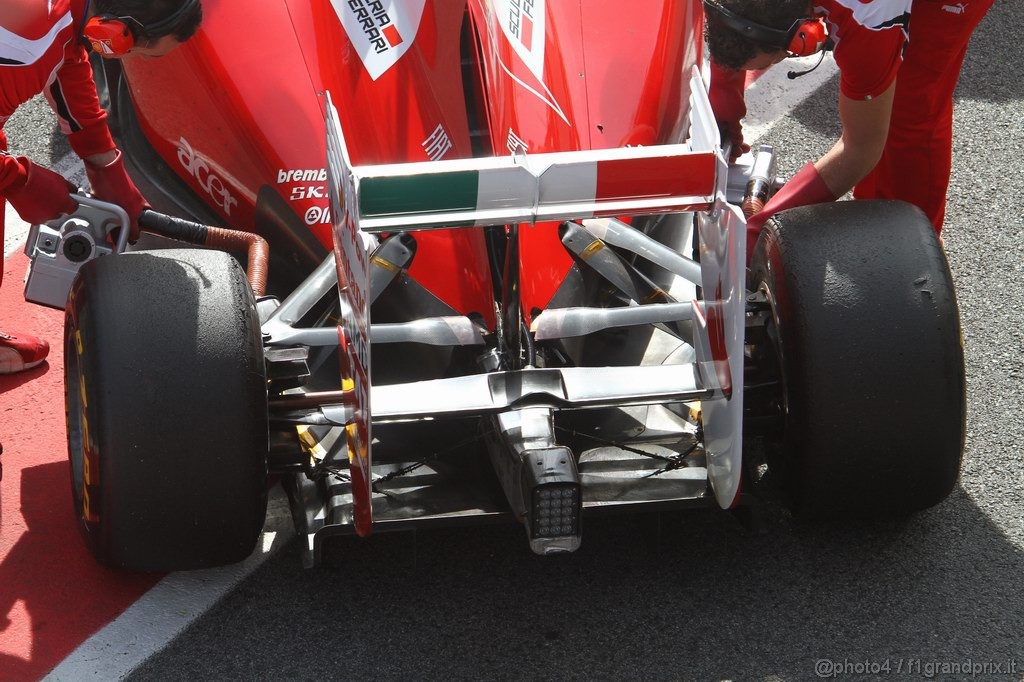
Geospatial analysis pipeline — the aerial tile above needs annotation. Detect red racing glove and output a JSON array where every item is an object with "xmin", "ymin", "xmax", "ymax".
[
  {"xmin": 85, "ymin": 150, "xmax": 149, "ymax": 243},
  {"xmin": 5, "ymin": 157, "xmax": 77, "ymax": 225},
  {"xmin": 709, "ymin": 62, "xmax": 750, "ymax": 162},
  {"xmin": 746, "ymin": 162, "xmax": 837, "ymax": 259}
]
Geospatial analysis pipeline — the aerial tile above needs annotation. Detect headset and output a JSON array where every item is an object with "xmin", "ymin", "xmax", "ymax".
[
  {"xmin": 702, "ymin": 0, "xmax": 831, "ymax": 58},
  {"xmin": 83, "ymin": 0, "xmax": 200, "ymax": 56}
]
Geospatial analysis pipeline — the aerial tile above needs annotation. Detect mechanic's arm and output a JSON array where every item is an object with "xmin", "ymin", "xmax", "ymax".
[
  {"xmin": 708, "ymin": 61, "xmax": 750, "ymax": 161},
  {"xmin": 746, "ymin": 80, "xmax": 896, "ymax": 234},
  {"xmin": 815, "ymin": 80, "xmax": 896, "ymax": 197},
  {"xmin": 0, "ymin": 143, "xmax": 76, "ymax": 225},
  {"xmin": 49, "ymin": 44, "xmax": 148, "ymax": 240}
]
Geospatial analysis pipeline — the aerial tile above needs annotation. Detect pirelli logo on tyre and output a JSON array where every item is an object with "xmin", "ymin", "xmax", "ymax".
[
  {"xmin": 332, "ymin": 0, "xmax": 427, "ymax": 81},
  {"xmin": 66, "ymin": 285, "xmax": 100, "ymax": 525}
]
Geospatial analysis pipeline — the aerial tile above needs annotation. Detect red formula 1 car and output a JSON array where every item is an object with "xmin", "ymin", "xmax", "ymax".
[{"xmin": 46, "ymin": 0, "xmax": 964, "ymax": 570}]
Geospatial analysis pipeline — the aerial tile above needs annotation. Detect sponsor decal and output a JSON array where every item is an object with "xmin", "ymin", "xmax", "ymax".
[
  {"xmin": 303, "ymin": 206, "xmax": 334, "ymax": 226},
  {"xmin": 499, "ymin": 0, "xmax": 545, "ymax": 80},
  {"xmin": 508, "ymin": 0, "xmax": 535, "ymax": 50},
  {"xmin": 422, "ymin": 123, "xmax": 453, "ymax": 161},
  {"xmin": 290, "ymin": 186, "xmax": 328, "ymax": 201},
  {"xmin": 493, "ymin": 0, "xmax": 567, "ymax": 124},
  {"xmin": 279, "ymin": 168, "xmax": 329, "ymax": 211},
  {"xmin": 942, "ymin": 3, "xmax": 967, "ymax": 14},
  {"xmin": 332, "ymin": 0, "xmax": 427, "ymax": 81},
  {"xmin": 278, "ymin": 168, "xmax": 328, "ymax": 183},
  {"xmin": 176, "ymin": 137, "xmax": 239, "ymax": 216},
  {"xmin": 67, "ymin": 286, "xmax": 99, "ymax": 524},
  {"xmin": 506, "ymin": 128, "xmax": 528, "ymax": 154}
]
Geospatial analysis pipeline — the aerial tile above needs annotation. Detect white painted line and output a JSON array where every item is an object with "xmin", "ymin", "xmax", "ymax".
[
  {"xmin": 744, "ymin": 54, "xmax": 838, "ymax": 145},
  {"xmin": 44, "ymin": 489, "xmax": 295, "ymax": 682}
]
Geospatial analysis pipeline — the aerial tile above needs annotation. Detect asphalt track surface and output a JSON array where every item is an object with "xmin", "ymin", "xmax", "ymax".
[{"xmin": 2, "ymin": 3, "xmax": 1023, "ymax": 680}]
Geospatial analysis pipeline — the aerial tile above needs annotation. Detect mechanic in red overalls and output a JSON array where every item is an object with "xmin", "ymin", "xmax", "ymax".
[
  {"xmin": 703, "ymin": 0, "xmax": 994, "ymax": 257},
  {"xmin": 0, "ymin": 0, "xmax": 202, "ymax": 375}
]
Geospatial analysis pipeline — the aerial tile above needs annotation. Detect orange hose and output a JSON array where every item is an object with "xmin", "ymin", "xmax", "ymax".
[{"xmin": 204, "ymin": 227, "xmax": 270, "ymax": 297}]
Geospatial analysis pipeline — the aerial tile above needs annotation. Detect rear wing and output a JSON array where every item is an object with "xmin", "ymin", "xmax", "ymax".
[
  {"xmin": 324, "ymin": 66, "xmax": 746, "ymax": 532},
  {"xmin": 354, "ymin": 144, "xmax": 717, "ymax": 232}
]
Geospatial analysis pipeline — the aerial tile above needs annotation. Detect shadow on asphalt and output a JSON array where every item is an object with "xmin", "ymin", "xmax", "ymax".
[
  {"xmin": 775, "ymin": 2, "xmax": 1016, "ymax": 151},
  {"xmin": 129, "ymin": 483, "xmax": 1021, "ymax": 680}
]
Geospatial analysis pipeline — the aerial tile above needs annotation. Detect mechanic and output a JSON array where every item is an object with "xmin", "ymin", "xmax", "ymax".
[
  {"xmin": 703, "ymin": 0, "xmax": 994, "ymax": 257},
  {"xmin": 0, "ymin": 0, "xmax": 202, "ymax": 375}
]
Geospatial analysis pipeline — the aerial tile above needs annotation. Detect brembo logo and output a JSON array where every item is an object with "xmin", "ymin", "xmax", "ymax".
[
  {"xmin": 177, "ymin": 137, "xmax": 238, "ymax": 216},
  {"xmin": 278, "ymin": 168, "xmax": 328, "ymax": 183}
]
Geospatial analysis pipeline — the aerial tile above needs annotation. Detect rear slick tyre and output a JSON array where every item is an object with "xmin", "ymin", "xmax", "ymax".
[
  {"xmin": 748, "ymin": 200, "xmax": 965, "ymax": 519},
  {"xmin": 65, "ymin": 249, "xmax": 268, "ymax": 571}
]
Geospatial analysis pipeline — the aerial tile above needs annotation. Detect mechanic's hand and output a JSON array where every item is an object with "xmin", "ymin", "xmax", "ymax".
[
  {"xmin": 85, "ymin": 150, "xmax": 149, "ymax": 243},
  {"xmin": 5, "ymin": 158, "xmax": 77, "ymax": 225},
  {"xmin": 745, "ymin": 162, "xmax": 837, "ymax": 260},
  {"xmin": 709, "ymin": 63, "xmax": 750, "ymax": 162}
]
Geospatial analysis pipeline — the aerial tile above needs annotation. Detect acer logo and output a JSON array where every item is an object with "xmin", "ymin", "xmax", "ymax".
[{"xmin": 177, "ymin": 137, "xmax": 239, "ymax": 216}]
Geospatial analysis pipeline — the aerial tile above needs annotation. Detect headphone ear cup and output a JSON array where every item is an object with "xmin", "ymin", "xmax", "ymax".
[
  {"xmin": 787, "ymin": 18, "xmax": 829, "ymax": 57},
  {"xmin": 83, "ymin": 16, "xmax": 136, "ymax": 56}
]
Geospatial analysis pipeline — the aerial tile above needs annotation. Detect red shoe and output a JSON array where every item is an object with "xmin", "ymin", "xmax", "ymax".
[{"xmin": 0, "ymin": 330, "xmax": 49, "ymax": 374}]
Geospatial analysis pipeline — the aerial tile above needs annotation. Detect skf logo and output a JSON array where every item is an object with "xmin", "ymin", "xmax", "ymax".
[
  {"xmin": 333, "ymin": 0, "xmax": 426, "ymax": 81},
  {"xmin": 177, "ymin": 137, "xmax": 239, "ymax": 217}
]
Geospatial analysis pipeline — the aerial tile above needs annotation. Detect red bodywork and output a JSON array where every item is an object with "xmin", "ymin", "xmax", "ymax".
[{"xmin": 121, "ymin": 0, "xmax": 704, "ymax": 326}]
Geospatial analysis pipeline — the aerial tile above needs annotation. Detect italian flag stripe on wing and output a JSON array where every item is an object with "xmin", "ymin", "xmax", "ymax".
[
  {"xmin": 356, "ymin": 148, "xmax": 717, "ymax": 231},
  {"xmin": 360, "ymin": 170, "xmax": 479, "ymax": 218}
]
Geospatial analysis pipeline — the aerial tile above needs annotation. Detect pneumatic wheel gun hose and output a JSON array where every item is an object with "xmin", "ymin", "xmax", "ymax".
[{"xmin": 138, "ymin": 209, "xmax": 270, "ymax": 297}]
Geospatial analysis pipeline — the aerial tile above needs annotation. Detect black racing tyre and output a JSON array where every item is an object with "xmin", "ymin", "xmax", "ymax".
[
  {"xmin": 748, "ymin": 200, "xmax": 965, "ymax": 519},
  {"xmin": 65, "ymin": 249, "xmax": 268, "ymax": 571}
]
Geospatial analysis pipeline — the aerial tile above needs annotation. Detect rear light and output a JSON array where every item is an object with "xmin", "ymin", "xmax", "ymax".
[
  {"xmin": 522, "ymin": 448, "xmax": 582, "ymax": 554},
  {"xmin": 531, "ymin": 483, "xmax": 581, "ymax": 540}
]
